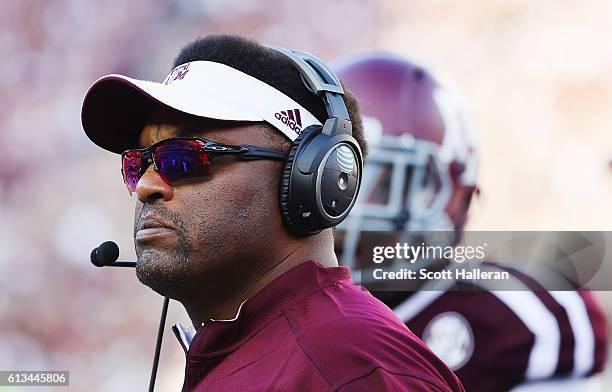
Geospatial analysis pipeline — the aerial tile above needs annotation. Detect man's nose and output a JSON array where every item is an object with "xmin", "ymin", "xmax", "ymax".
[{"xmin": 135, "ymin": 165, "xmax": 174, "ymax": 202}]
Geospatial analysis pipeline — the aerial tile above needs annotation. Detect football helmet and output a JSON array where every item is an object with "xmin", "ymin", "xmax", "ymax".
[{"xmin": 334, "ymin": 53, "xmax": 479, "ymax": 269}]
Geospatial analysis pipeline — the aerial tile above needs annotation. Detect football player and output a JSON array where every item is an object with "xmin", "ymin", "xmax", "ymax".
[{"xmin": 334, "ymin": 53, "xmax": 608, "ymax": 391}]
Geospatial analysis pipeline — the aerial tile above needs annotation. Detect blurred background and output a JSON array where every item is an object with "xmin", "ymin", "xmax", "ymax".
[{"xmin": 1, "ymin": 0, "xmax": 611, "ymax": 390}]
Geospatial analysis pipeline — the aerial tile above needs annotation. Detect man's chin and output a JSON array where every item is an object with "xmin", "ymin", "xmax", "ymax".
[{"xmin": 135, "ymin": 253, "xmax": 190, "ymax": 300}]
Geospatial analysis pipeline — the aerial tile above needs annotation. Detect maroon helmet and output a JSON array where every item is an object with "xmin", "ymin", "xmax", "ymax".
[{"xmin": 334, "ymin": 53, "xmax": 479, "ymax": 268}]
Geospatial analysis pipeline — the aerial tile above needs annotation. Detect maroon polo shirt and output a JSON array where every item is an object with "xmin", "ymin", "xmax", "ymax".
[{"xmin": 172, "ymin": 261, "xmax": 464, "ymax": 391}]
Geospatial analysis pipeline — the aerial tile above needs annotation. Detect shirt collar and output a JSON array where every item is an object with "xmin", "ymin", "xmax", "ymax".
[
  {"xmin": 172, "ymin": 260, "xmax": 352, "ymax": 354},
  {"xmin": 172, "ymin": 300, "xmax": 247, "ymax": 352}
]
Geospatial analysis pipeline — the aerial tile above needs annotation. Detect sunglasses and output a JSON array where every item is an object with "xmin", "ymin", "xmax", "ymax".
[{"xmin": 121, "ymin": 137, "xmax": 287, "ymax": 194}]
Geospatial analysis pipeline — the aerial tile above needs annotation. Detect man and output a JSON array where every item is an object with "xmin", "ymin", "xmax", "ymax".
[
  {"xmin": 334, "ymin": 53, "xmax": 608, "ymax": 391},
  {"xmin": 81, "ymin": 35, "xmax": 465, "ymax": 391}
]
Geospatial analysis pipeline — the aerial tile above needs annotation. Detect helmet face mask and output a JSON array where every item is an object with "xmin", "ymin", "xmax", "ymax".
[
  {"xmin": 344, "ymin": 135, "xmax": 454, "ymax": 232},
  {"xmin": 337, "ymin": 135, "xmax": 456, "ymax": 269}
]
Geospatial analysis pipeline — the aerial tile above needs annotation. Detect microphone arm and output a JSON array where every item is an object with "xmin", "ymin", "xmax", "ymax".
[
  {"xmin": 91, "ymin": 241, "xmax": 168, "ymax": 392},
  {"xmin": 106, "ymin": 261, "xmax": 136, "ymax": 267}
]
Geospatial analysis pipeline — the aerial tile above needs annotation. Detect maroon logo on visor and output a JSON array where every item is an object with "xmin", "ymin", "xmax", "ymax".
[
  {"xmin": 164, "ymin": 63, "xmax": 190, "ymax": 85},
  {"xmin": 274, "ymin": 109, "xmax": 302, "ymax": 134}
]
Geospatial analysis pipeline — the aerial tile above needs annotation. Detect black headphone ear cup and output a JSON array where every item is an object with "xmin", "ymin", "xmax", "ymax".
[{"xmin": 278, "ymin": 126, "xmax": 318, "ymax": 236}]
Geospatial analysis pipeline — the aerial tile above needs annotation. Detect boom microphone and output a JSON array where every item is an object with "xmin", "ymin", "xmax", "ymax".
[
  {"xmin": 90, "ymin": 240, "xmax": 167, "ymax": 392},
  {"xmin": 90, "ymin": 241, "xmax": 135, "ymax": 267}
]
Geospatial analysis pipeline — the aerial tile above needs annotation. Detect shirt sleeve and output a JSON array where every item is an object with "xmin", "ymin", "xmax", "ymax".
[{"xmin": 337, "ymin": 367, "xmax": 464, "ymax": 392}]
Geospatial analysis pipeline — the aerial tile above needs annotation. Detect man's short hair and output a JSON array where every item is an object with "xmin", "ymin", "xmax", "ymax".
[{"xmin": 173, "ymin": 34, "xmax": 367, "ymax": 156}]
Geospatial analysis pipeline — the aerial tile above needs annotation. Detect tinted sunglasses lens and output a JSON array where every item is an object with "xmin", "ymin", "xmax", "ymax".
[
  {"xmin": 154, "ymin": 140, "xmax": 211, "ymax": 184},
  {"xmin": 122, "ymin": 150, "xmax": 143, "ymax": 192}
]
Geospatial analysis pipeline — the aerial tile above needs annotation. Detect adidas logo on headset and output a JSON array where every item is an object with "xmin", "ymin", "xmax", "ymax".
[{"xmin": 275, "ymin": 108, "xmax": 302, "ymax": 134}]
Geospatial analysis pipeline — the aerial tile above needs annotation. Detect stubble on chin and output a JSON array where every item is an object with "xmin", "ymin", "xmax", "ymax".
[{"xmin": 135, "ymin": 238, "xmax": 194, "ymax": 299}]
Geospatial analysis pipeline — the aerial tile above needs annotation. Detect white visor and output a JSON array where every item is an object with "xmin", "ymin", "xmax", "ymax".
[{"xmin": 81, "ymin": 61, "xmax": 322, "ymax": 153}]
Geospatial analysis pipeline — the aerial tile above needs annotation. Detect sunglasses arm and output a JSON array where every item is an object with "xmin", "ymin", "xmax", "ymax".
[{"xmin": 237, "ymin": 147, "xmax": 288, "ymax": 161}]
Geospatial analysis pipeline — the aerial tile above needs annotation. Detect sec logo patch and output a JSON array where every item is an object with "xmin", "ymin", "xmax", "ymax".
[{"xmin": 421, "ymin": 311, "xmax": 474, "ymax": 371}]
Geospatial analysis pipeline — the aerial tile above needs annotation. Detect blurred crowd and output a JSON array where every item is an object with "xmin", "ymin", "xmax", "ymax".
[{"xmin": 1, "ymin": 0, "xmax": 611, "ymax": 390}]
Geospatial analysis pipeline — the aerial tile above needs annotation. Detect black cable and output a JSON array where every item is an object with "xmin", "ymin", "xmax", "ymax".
[{"xmin": 149, "ymin": 297, "xmax": 170, "ymax": 392}]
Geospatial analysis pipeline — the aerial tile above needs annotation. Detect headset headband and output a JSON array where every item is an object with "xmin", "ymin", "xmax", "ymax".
[{"xmin": 266, "ymin": 45, "xmax": 352, "ymax": 136}]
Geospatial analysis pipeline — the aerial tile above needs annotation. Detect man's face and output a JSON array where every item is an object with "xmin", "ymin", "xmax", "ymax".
[{"xmin": 133, "ymin": 105, "xmax": 287, "ymax": 301}]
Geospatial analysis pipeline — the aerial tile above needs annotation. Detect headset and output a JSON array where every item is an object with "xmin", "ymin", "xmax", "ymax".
[{"xmin": 267, "ymin": 45, "xmax": 363, "ymax": 237}]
